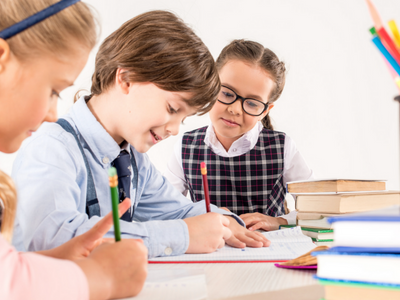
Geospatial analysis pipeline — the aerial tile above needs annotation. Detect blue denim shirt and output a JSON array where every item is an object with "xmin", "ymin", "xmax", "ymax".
[{"xmin": 12, "ymin": 97, "xmax": 243, "ymax": 258}]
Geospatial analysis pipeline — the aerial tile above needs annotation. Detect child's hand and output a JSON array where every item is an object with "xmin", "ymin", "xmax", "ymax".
[
  {"xmin": 75, "ymin": 238, "xmax": 148, "ymax": 300},
  {"xmin": 38, "ymin": 198, "xmax": 132, "ymax": 260},
  {"xmin": 184, "ymin": 213, "xmax": 232, "ymax": 253},
  {"xmin": 239, "ymin": 212, "xmax": 288, "ymax": 231},
  {"xmin": 225, "ymin": 216, "xmax": 271, "ymax": 248}
]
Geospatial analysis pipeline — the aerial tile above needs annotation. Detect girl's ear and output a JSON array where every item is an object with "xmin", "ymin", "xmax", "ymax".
[
  {"xmin": 0, "ymin": 39, "xmax": 11, "ymax": 74},
  {"xmin": 260, "ymin": 103, "xmax": 274, "ymax": 121},
  {"xmin": 115, "ymin": 68, "xmax": 130, "ymax": 94}
]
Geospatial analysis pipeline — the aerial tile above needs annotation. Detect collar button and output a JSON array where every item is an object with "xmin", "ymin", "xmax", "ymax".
[{"xmin": 102, "ymin": 157, "xmax": 110, "ymax": 164}]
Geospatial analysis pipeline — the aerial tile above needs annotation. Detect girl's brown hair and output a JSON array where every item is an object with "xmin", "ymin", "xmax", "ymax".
[
  {"xmin": 0, "ymin": 0, "xmax": 98, "ymax": 60},
  {"xmin": 0, "ymin": 0, "xmax": 97, "ymax": 241},
  {"xmin": 89, "ymin": 10, "xmax": 220, "ymax": 115},
  {"xmin": 0, "ymin": 171, "xmax": 17, "ymax": 243},
  {"xmin": 215, "ymin": 39, "xmax": 286, "ymax": 130}
]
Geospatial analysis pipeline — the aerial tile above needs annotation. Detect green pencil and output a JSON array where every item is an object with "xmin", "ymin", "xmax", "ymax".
[{"xmin": 108, "ymin": 167, "xmax": 121, "ymax": 242}]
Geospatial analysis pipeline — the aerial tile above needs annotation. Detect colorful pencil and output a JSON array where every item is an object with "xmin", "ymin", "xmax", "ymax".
[
  {"xmin": 109, "ymin": 167, "xmax": 121, "ymax": 241},
  {"xmin": 388, "ymin": 20, "xmax": 400, "ymax": 50},
  {"xmin": 370, "ymin": 27, "xmax": 400, "ymax": 91},
  {"xmin": 200, "ymin": 162, "xmax": 211, "ymax": 213},
  {"xmin": 372, "ymin": 35, "xmax": 400, "ymax": 77},
  {"xmin": 365, "ymin": 0, "xmax": 400, "ymax": 65}
]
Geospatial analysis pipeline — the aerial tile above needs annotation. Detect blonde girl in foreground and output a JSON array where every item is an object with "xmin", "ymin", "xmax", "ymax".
[{"xmin": 0, "ymin": 0, "xmax": 147, "ymax": 299}]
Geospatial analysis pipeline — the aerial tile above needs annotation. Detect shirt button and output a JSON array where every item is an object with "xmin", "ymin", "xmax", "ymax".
[
  {"xmin": 164, "ymin": 247, "xmax": 173, "ymax": 255},
  {"xmin": 232, "ymin": 148, "xmax": 237, "ymax": 152},
  {"xmin": 102, "ymin": 157, "xmax": 110, "ymax": 164}
]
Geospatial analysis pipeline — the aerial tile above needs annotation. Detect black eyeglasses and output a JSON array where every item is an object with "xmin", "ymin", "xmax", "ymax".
[{"xmin": 218, "ymin": 85, "xmax": 268, "ymax": 116}]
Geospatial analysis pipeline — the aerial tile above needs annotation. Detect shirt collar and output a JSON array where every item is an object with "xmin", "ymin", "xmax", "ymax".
[
  {"xmin": 68, "ymin": 96, "xmax": 122, "ymax": 166},
  {"xmin": 204, "ymin": 122, "xmax": 263, "ymax": 157}
]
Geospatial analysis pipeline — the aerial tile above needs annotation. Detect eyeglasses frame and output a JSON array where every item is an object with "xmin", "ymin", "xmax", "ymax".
[{"xmin": 218, "ymin": 85, "xmax": 269, "ymax": 116}]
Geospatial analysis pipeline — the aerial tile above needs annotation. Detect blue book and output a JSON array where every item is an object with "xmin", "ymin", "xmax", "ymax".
[
  {"xmin": 326, "ymin": 205, "xmax": 400, "ymax": 251},
  {"xmin": 312, "ymin": 251, "xmax": 400, "ymax": 285}
]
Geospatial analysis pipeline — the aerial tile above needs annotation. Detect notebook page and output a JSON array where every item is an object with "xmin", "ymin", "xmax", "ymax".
[{"xmin": 150, "ymin": 227, "xmax": 316, "ymax": 263}]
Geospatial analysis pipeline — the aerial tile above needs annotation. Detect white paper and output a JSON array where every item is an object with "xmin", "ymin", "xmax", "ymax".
[{"xmin": 149, "ymin": 227, "xmax": 316, "ymax": 263}]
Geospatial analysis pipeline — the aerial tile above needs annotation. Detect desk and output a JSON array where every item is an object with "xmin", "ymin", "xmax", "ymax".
[{"xmin": 147, "ymin": 262, "xmax": 321, "ymax": 299}]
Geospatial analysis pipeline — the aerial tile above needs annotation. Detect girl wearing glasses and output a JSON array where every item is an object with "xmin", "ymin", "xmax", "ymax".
[{"xmin": 165, "ymin": 39, "xmax": 314, "ymax": 238}]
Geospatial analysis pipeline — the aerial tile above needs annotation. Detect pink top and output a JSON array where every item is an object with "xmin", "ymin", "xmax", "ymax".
[{"xmin": 0, "ymin": 234, "xmax": 89, "ymax": 300}]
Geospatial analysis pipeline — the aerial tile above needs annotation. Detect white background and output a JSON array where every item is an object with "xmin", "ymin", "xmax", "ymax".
[{"xmin": 1, "ymin": 0, "xmax": 400, "ymax": 190}]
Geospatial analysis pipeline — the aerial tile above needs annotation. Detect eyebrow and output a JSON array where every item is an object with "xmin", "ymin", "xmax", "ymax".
[{"xmin": 222, "ymin": 83, "xmax": 266, "ymax": 102}]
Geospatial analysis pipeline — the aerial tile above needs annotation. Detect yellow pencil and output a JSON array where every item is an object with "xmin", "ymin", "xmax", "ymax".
[{"xmin": 388, "ymin": 20, "xmax": 400, "ymax": 50}]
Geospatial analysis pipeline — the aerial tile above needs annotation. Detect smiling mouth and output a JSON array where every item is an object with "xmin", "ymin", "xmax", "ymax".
[
  {"xmin": 221, "ymin": 118, "xmax": 239, "ymax": 126},
  {"xmin": 150, "ymin": 130, "xmax": 162, "ymax": 142}
]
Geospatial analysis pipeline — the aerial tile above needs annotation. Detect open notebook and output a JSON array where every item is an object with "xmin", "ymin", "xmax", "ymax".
[{"xmin": 149, "ymin": 226, "xmax": 316, "ymax": 263}]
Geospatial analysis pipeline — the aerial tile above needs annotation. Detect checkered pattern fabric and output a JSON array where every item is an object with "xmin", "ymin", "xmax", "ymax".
[{"xmin": 182, "ymin": 126, "xmax": 286, "ymax": 216}]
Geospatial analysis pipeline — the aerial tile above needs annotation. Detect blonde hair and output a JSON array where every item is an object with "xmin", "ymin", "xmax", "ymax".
[
  {"xmin": 89, "ymin": 10, "xmax": 220, "ymax": 115},
  {"xmin": 0, "ymin": 171, "xmax": 17, "ymax": 243},
  {"xmin": 0, "ymin": 0, "xmax": 98, "ymax": 243},
  {"xmin": 0, "ymin": 0, "xmax": 98, "ymax": 60}
]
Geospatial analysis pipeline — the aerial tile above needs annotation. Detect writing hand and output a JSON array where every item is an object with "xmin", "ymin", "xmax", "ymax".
[{"xmin": 239, "ymin": 212, "xmax": 288, "ymax": 231}]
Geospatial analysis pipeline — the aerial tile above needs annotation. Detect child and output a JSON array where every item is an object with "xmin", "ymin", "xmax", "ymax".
[
  {"xmin": 12, "ymin": 10, "xmax": 271, "ymax": 257},
  {"xmin": 165, "ymin": 39, "xmax": 314, "ymax": 231},
  {"xmin": 0, "ymin": 0, "xmax": 147, "ymax": 299}
]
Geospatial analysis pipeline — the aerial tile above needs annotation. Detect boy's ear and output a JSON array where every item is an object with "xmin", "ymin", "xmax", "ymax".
[
  {"xmin": 0, "ymin": 39, "xmax": 11, "ymax": 73},
  {"xmin": 260, "ymin": 103, "xmax": 274, "ymax": 121},
  {"xmin": 115, "ymin": 68, "xmax": 130, "ymax": 94}
]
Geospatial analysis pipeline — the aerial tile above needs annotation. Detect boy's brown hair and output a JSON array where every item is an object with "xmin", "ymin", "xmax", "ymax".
[
  {"xmin": 90, "ymin": 10, "xmax": 220, "ymax": 115},
  {"xmin": 216, "ymin": 39, "xmax": 286, "ymax": 130}
]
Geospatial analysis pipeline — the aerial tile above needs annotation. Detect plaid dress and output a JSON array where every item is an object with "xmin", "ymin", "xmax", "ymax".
[{"xmin": 182, "ymin": 126, "xmax": 286, "ymax": 216}]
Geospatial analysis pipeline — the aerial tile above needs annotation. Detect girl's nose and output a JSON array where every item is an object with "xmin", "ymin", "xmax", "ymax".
[{"xmin": 227, "ymin": 99, "xmax": 242, "ymax": 115}]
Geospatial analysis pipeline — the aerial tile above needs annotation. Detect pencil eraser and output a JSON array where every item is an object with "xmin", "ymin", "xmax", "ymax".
[
  {"xmin": 200, "ymin": 162, "xmax": 206, "ymax": 169},
  {"xmin": 108, "ymin": 167, "xmax": 117, "ymax": 177}
]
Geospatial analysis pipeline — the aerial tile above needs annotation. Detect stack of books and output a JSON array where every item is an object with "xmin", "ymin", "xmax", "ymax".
[
  {"xmin": 287, "ymin": 179, "xmax": 399, "ymax": 247},
  {"xmin": 313, "ymin": 205, "xmax": 400, "ymax": 300},
  {"xmin": 280, "ymin": 225, "xmax": 334, "ymax": 246}
]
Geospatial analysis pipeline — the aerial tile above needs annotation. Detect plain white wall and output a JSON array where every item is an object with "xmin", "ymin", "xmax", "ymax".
[{"xmin": 1, "ymin": 0, "xmax": 400, "ymax": 191}]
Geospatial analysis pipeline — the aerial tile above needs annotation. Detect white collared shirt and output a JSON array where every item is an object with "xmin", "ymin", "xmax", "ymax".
[{"xmin": 164, "ymin": 122, "xmax": 315, "ymax": 224}]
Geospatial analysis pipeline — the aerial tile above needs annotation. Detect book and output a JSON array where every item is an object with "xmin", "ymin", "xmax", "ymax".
[
  {"xmin": 301, "ymin": 227, "xmax": 334, "ymax": 240},
  {"xmin": 318, "ymin": 278, "xmax": 400, "ymax": 300},
  {"xmin": 295, "ymin": 191, "xmax": 400, "ymax": 213},
  {"xmin": 297, "ymin": 212, "xmax": 340, "ymax": 229},
  {"xmin": 287, "ymin": 179, "xmax": 386, "ymax": 193},
  {"xmin": 149, "ymin": 227, "xmax": 316, "ymax": 263},
  {"xmin": 327, "ymin": 205, "xmax": 400, "ymax": 250},
  {"xmin": 312, "ymin": 238, "xmax": 334, "ymax": 247},
  {"xmin": 313, "ymin": 251, "xmax": 400, "ymax": 285}
]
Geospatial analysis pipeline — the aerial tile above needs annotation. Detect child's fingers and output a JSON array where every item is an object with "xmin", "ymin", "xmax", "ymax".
[
  {"xmin": 238, "ymin": 234, "xmax": 263, "ymax": 248},
  {"xmin": 226, "ymin": 235, "xmax": 245, "ymax": 248},
  {"xmin": 249, "ymin": 221, "xmax": 270, "ymax": 232},
  {"xmin": 252, "ymin": 231, "xmax": 271, "ymax": 247},
  {"xmin": 81, "ymin": 198, "xmax": 131, "ymax": 246},
  {"xmin": 243, "ymin": 217, "xmax": 261, "ymax": 227}
]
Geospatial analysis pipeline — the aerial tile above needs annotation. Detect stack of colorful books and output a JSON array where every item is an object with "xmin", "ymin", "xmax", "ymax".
[
  {"xmin": 313, "ymin": 205, "xmax": 400, "ymax": 300},
  {"xmin": 287, "ymin": 179, "xmax": 399, "ymax": 247}
]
